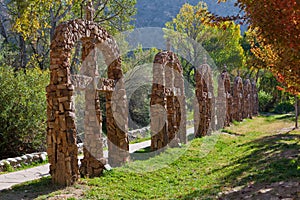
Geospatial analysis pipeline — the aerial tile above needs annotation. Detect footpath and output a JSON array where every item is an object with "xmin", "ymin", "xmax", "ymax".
[{"xmin": 0, "ymin": 127, "xmax": 193, "ymax": 191}]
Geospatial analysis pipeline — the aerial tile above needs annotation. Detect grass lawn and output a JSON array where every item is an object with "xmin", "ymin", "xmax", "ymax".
[{"xmin": 1, "ymin": 114, "xmax": 299, "ymax": 200}]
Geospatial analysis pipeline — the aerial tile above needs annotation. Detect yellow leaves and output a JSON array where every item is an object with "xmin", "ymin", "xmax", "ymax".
[
  {"xmin": 248, "ymin": 27, "xmax": 300, "ymax": 92},
  {"xmin": 12, "ymin": 0, "xmax": 56, "ymax": 41},
  {"xmin": 166, "ymin": 1, "xmax": 211, "ymax": 35},
  {"xmin": 26, "ymin": 54, "xmax": 43, "ymax": 69}
]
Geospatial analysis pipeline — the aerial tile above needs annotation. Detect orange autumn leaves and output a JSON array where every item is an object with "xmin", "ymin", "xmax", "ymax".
[{"xmin": 216, "ymin": 0, "xmax": 300, "ymax": 94}]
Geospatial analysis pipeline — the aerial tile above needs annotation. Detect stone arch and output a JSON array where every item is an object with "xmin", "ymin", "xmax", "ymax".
[
  {"xmin": 194, "ymin": 57, "xmax": 214, "ymax": 137},
  {"xmin": 232, "ymin": 75, "xmax": 244, "ymax": 122},
  {"xmin": 243, "ymin": 79, "xmax": 252, "ymax": 119},
  {"xmin": 47, "ymin": 19, "xmax": 129, "ymax": 185},
  {"xmin": 150, "ymin": 51, "xmax": 186, "ymax": 151}
]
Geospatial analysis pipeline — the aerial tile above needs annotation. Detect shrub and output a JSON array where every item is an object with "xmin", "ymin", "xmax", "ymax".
[
  {"xmin": 274, "ymin": 101, "xmax": 295, "ymax": 114},
  {"xmin": 258, "ymin": 90, "xmax": 273, "ymax": 112},
  {"xmin": 0, "ymin": 66, "xmax": 49, "ymax": 159}
]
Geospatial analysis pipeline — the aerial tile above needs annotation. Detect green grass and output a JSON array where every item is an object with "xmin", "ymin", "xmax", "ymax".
[
  {"xmin": 130, "ymin": 136, "xmax": 151, "ymax": 144},
  {"xmin": 1, "ymin": 114, "xmax": 299, "ymax": 199}
]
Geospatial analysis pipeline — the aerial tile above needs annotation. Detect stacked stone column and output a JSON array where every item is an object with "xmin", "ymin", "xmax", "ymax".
[
  {"xmin": 150, "ymin": 52, "xmax": 168, "ymax": 150},
  {"xmin": 173, "ymin": 58, "xmax": 187, "ymax": 144},
  {"xmin": 216, "ymin": 73, "xmax": 226, "ymax": 130},
  {"xmin": 47, "ymin": 22, "xmax": 80, "ymax": 186},
  {"xmin": 232, "ymin": 76, "xmax": 244, "ymax": 122},
  {"xmin": 194, "ymin": 57, "xmax": 214, "ymax": 137},
  {"xmin": 243, "ymin": 79, "xmax": 252, "ymax": 119},
  {"xmin": 150, "ymin": 51, "xmax": 186, "ymax": 150},
  {"xmin": 223, "ymin": 71, "xmax": 232, "ymax": 126},
  {"xmin": 106, "ymin": 58, "xmax": 130, "ymax": 167},
  {"xmin": 165, "ymin": 63, "xmax": 176, "ymax": 146},
  {"xmin": 79, "ymin": 40, "xmax": 105, "ymax": 177}
]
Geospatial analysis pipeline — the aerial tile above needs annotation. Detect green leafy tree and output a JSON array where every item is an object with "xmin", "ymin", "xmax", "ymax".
[
  {"xmin": 0, "ymin": 66, "xmax": 49, "ymax": 159},
  {"xmin": 123, "ymin": 46, "xmax": 159, "ymax": 129},
  {"xmin": 1, "ymin": 0, "xmax": 136, "ymax": 70},
  {"xmin": 164, "ymin": 2, "xmax": 245, "ymax": 77}
]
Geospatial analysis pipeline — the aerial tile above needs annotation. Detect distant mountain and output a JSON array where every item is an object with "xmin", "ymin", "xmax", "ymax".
[{"xmin": 134, "ymin": 0, "xmax": 244, "ymax": 30}]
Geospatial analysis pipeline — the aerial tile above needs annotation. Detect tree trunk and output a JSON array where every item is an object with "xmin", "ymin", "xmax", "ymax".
[
  {"xmin": 295, "ymin": 95, "xmax": 298, "ymax": 129},
  {"xmin": 19, "ymin": 34, "xmax": 27, "ymax": 69}
]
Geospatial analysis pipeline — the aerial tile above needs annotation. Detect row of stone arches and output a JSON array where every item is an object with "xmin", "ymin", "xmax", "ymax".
[
  {"xmin": 47, "ymin": 14, "xmax": 259, "ymax": 186},
  {"xmin": 221, "ymin": 72, "xmax": 259, "ymax": 125}
]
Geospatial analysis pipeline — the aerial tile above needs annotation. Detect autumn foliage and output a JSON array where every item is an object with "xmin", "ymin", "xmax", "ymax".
[{"xmin": 216, "ymin": 0, "xmax": 300, "ymax": 94}]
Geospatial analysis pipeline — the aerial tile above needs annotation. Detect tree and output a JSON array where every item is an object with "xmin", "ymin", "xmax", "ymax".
[
  {"xmin": 214, "ymin": 0, "xmax": 300, "ymax": 127},
  {"xmin": 164, "ymin": 2, "xmax": 245, "ymax": 76},
  {"xmin": 202, "ymin": 21, "xmax": 245, "ymax": 74},
  {"xmin": 0, "ymin": 66, "xmax": 49, "ymax": 159},
  {"xmin": 215, "ymin": 0, "xmax": 300, "ymax": 94},
  {"xmin": 1, "ymin": 0, "xmax": 136, "ymax": 69}
]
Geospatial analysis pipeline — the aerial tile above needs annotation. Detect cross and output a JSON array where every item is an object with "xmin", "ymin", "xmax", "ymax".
[
  {"xmin": 166, "ymin": 38, "xmax": 171, "ymax": 51},
  {"xmin": 85, "ymin": 0, "xmax": 95, "ymax": 21}
]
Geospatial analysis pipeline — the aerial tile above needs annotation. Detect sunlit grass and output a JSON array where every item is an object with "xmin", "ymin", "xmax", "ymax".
[{"xmin": 1, "ymin": 114, "xmax": 299, "ymax": 199}]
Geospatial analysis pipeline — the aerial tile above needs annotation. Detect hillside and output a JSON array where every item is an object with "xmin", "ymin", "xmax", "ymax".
[{"xmin": 134, "ymin": 0, "xmax": 240, "ymax": 28}]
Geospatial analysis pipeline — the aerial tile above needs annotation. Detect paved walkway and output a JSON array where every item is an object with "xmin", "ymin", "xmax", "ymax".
[{"xmin": 0, "ymin": 127, "xmax": 194, "ymax": 191}]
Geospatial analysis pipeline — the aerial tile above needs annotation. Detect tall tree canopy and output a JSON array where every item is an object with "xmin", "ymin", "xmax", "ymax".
[
  {"xmin": 0, "ymin": 0, "xmax": 136, "ymax": 69},
  {"xmin": 216, "ymin": 0, "xmax": 300, "ymax": 93},
  {"xmin": 165, "ymin": 2, "xmax": 245, "ymax": 76}
]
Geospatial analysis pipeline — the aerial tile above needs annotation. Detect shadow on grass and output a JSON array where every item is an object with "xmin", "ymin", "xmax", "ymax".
[
  {"xmin": 130, "ymin": 146, "xmax": 173, "ymax": 161},
  {"xmin": 182, "ymin": 131, "xmax": 300, "ymax": 199},
  {"xmin": 221, "ymin": 129, "xmax": 245, "ymax": 137},
  {"xmin": 263, "ymin": 113, "xmax": 296, "ymax": 123},
  {"xmin": 0, "ymin": 176, "xmax": 66, "ymax": 200},
  {"xmin": 130, "ymin": 146, "xmax": 157, "ymax": 161}
]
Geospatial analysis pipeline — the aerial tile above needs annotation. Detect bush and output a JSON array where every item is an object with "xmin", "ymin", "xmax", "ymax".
[
  {"xmin": 274, "ymin": 101, "xmax": 295, "ymax": 114},
  {"xmin": 258, "ymin": 90, "xmax": 273, "ymax": 112},
  {"xmin": 128, "ymin": 85, "xmax": 150, "ymax": 129},
  {"xmin": 0, "ymin": 66, "xmax": 49, "ymax": 159}
]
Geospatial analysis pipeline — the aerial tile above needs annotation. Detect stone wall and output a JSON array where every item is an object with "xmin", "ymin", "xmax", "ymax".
[
  {"xmin": 128, "ymin": 127, "xmax": 150, "ymax": 141},
  {"xmin": 0, "ymin": 152, "xmax": 47, "ymax": 172}
]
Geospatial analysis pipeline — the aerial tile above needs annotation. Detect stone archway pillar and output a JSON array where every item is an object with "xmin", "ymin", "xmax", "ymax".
[
  {"xmin": 194, "ymin": 56, "xmax": 214, "ymax": 137},
  {"xmin": 79, "ymin": 40, "xmax": 105, "ymax": 177},
  {"xmin": 150, "ymin": 52, "xmax": 168, "ymax": 150},
  {"xmin": 221, "ymin": 69, "xmax": 232, "ymax": 127},
  {"xmin": 46, "ymin": 44, "xmax": 79, "ymax": 186},
  {"xmin": 216, "ymin": 73, "xmax": 226, "ymax": 130},
  {"xmin": 243, "ymin": 79, "xmax": 252, "ymax": 119},
  {"xmin": 150, "ymin": 51, "xmax": 186, "ymax": 150},
  {"xmin": 232, "ymin": 76, "xmax": 244, "ymax": 122}
]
